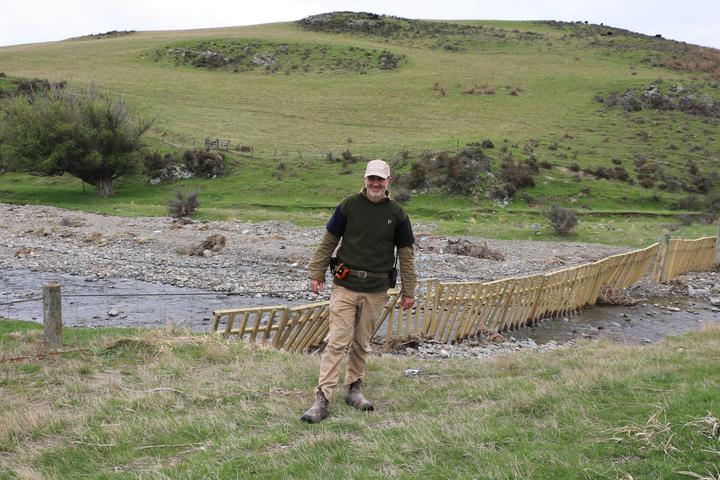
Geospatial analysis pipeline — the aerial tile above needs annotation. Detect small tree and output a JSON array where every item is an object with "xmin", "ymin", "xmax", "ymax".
[
  {"xmin": 0, "ymin": 86, "xmax": 152, "ymax": 196},
  {"xmin": 545, "ymin": 205, "xmax": 578, "ymax": 236},
  {"xmin": 168, "ymin": 190, "xmax": 199, "ymax": 217}
]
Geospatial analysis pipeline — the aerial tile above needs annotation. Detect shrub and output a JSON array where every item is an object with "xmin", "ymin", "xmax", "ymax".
[
  {"xmin": 658, "ymin": 176, "xmax": 681, "ymax": 192},
  {"xmin": 401, "ymin": 145, "xmax": 490, "ymax": 195},
  {"xmin": 638, "ymin": 176, "xmax": 655, "ymax": 189},
  {"xmin": 341, "ymin": 148, "xmax": 357, "ymax": 162},
  {"xmin": 406, "ymin": 161, "xmax": 429, "ymax": 189},
  {"xmin": 675, "ymin": 194, "xmax": 701, "ymax": 210},
  {"xmin": 545, "ymin": 205, "xmax": 578, "ymax": 235},
  {"xmin": 168, "ymin": 190, "xmax": 199, "ymax": 217},
  {"xmin": 705, "ymin": 191, "xmax": 720, "ymax": 214},
  {"xmin": 393, "ymin": 187, "xmax": 412, "ymax": 204},
  {"xmin": 489, "ymin": 183, "xmax": 516, "ymax": 201},
  {"xmin": 182, "ymin": 149, "xmax": 224, "ymax": 178},
  {"xmin": 569, "ymin": 162, "xmax": 580, "ymax": 172},
  {"xmin": 588, "ymin": 166, "xmax": 610, "ymax": 179},
  {"xmin": 689, "ymin": 173, "xmax": 714, "ymax": 193},
  {"xmin": 272, "ymin": 162, "xmax": 287, "ymax": 179},
  {"xmin": 143, "ymin": 151, "xmax": 176, "ymax": 177},
  {"xmin": 499, "ymin": 157, "xmax": 536, "ymax": 189},
  {"xmin": 677, "ymin": 214, "xmax": 694, "ymax": 226},
  {"xmin": 609, "ymin": 166, "xmax": 630, "ymax": 181}
]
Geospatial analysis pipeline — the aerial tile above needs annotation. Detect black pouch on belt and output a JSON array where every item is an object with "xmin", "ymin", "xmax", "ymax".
[{"xmin": 388, "ymin": 251, "xmax": 398, "ymax": 288}]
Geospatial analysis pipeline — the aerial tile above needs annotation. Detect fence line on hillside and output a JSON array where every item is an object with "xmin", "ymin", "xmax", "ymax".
[{"xmin": 211, "ymin": 234, "xmax": 717, "ymax": 350}]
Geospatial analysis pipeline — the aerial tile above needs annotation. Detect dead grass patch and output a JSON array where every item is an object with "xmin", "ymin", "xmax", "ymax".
[
  {"xmin": 445, "ymin": 238, "xmax": 505, "ymax": 261},
  {"xmin": 463, "ymin": 84, "xmax": 496, "ymax": 95},
  {"xmin": 611, "ymin": 407, "xmax": 679, "ymax": 456},
  {"xmin": 685, "ymin": 412, "xmax": 720, "ymax": 440},
  {"xmin": 597, "ymin": 284, "xmax": 639, "ymax": 306}
]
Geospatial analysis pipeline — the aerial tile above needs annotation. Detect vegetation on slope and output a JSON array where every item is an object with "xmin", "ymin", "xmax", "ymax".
[
  {"xmin": 0, "ymin": 13, "xmax": 718, "ymax": 242},
  {"xmin": 149, "ymin": 39, "xmax": 405, "ymax": 74}
]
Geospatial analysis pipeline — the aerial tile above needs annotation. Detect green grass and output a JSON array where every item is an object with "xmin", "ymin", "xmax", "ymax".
[
  {"xmin": 0, "ymin": 17, "xmax": 718, "ymax": 243},
  {"xmin": 1, "ymin": 318, "xmax": 719, "ymax": 478}
]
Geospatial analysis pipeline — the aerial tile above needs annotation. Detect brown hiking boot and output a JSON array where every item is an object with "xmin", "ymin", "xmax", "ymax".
[
  {"xmin": 301, "ymin": 390, "xmax": 329, "ymax": 424},
  {"xmin": 346, "ymin": 379, "xmax": 374, "ymax": 411}
]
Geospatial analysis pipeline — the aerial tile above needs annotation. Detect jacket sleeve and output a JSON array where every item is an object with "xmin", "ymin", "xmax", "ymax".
[
  {"xmin": 398, "ymin": 245, "xmax": 417, "ymax": 298},
  {"xmin": 307, "ymin": 230, "xmax": 341, "ymax": 281}
]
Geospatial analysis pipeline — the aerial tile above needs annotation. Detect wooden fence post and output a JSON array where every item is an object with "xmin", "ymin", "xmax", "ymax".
[
  {"xmin": 653, "ymin": 233, "xmax": 670, "ymax": 283},
  {"xmin": 715, "ymin": 221, "xmax": 720, "ymax": 266},
  {"xmin": 43, "ymin": 283, "xmax": 62, "ymax": 348}
]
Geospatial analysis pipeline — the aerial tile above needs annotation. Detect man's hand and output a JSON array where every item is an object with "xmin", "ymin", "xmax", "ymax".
[
  {"xmin": 310, "ymin": 279, "xmax": 325, "ymax": 294},
  {"xmin": 400, "ymin": 295, "xmax": 415, "ymax": 310}
]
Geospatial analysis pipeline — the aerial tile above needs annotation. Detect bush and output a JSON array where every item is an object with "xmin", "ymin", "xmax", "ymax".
[
  {"xmin": 545, "ymin": 205, "xmax": 578, "ymax": 235},
  {"xmin": 401, "ymin": 145, "xmax": 490, "ymax": 195},
  {"xmin": 675, "ymin": 194, "xmax": 701, "ymax": 210},
  {"xmin": 609, "ymin": 166, "xmax": 630, "ymax": 181},
  {"xmin": 143, "ymin": 151, "xmax": 176, "ymax": 177},
  {"xmin": 499, "ymin": 157, "xmax": 536, "ymax": 189},
  {"xmin": 182, "ymin": 149, "xmax": 225, "ymax": 178},
  {"xmin": 489, "ymin": 183, "xmax": 516, "ymax": 201},
  {"xmin": 168, "ymin": 190, "xmax": 199, "ymax": 218},
  {"xmin": 393, "ymin": 187, "xmax": 412, "ymax": 204},
  {"xmin": 677, "ymin": 214, "xmax": 694, "ymax": 226},
  {"xmin": 705, "ymin": 191, "xmax": 720, "ymax": 215},
  {"xmin": 658, "ymin": 176, "xmax": 681, "ymax": 192},
  {"xmin": 638, "ymin": 176, "xmax": 655, "ymax": 189},
  {"xmin": 688, "ymin": 173, "xmax": 715, "ymax": 193}
]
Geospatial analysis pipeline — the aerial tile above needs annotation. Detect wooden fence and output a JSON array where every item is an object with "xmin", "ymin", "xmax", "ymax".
[
  {"xmin": 205, "ymin": 138, "xmax": 229, "ymax": 151},
  {"xmin": 652, "ymin": 235, "xmax": 717, "ymax": 283},
  {"xmin": 210, "ymin": 235, "xmax": 716, "ymax": 350}
]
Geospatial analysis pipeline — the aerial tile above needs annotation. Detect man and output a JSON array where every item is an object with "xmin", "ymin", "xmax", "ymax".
[{"xmin": 301, "ymin": 159, "xmax": 417, "ymax": 424}]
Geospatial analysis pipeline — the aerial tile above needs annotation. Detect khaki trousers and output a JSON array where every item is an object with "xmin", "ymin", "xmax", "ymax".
[{"xmin": 316, "ymin": 285, "xmax": 387, "ymax": 398}]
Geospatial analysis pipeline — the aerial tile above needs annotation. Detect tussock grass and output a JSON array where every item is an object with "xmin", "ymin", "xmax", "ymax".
[{"xmin": 1, "ymin": 319, "xmax": 719, "ymax": 478}]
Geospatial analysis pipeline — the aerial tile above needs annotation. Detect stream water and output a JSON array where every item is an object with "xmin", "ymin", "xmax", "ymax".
[
  {"xmin": 0, "ymin": 269, "xmax": 292, "ymax": 332},
  {"xmin": 2, "ymin": 268, "xmax": 719, "ymax": 344},
  {"xmin": 510, "ymin": 297, "xmax": 720, "ymax": 345}
]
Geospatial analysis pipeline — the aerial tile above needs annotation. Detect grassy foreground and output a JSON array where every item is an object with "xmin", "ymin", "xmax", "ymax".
[{"xmin": 1, "ymin": 319, "xmax": 719, "ymax": 479}]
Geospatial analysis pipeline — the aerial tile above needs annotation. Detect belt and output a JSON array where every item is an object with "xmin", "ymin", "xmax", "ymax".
[{"xmin": 347, "ymin": 269, "xmax": 388, "ymax": 279}]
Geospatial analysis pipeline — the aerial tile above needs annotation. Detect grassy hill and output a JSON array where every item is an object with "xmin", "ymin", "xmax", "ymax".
[{"xmin": 0, "ymin": 13, "xmax": 718, "ymax": 245}]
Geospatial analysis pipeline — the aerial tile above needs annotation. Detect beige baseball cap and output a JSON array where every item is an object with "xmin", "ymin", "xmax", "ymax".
[{"xmin": 364, "ymin": 159, "xmax": 391, "ymax": 179}]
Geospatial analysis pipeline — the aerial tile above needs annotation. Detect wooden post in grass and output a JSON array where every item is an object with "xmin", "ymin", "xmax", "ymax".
[
  {"xmin": 715, "ymin": 220, "xmax": 720, "ymax": 266},
  {"xmin": 43, "ymin": 283, "xmax": 62, "ymax": 348}
]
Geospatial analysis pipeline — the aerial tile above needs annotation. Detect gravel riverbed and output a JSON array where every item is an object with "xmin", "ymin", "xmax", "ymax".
[
  {"xmin": 0, "ymin": 203, "xmax": 629, "ymax": 301},
  {"xmin": 2, "ymin": 203, "xmax": 718, "ymax": 359}
]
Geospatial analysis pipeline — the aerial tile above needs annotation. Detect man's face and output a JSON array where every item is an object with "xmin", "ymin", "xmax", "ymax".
[{"xmin": 364, "ymin": 175, "xmax": 390, "ymax": 202}]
